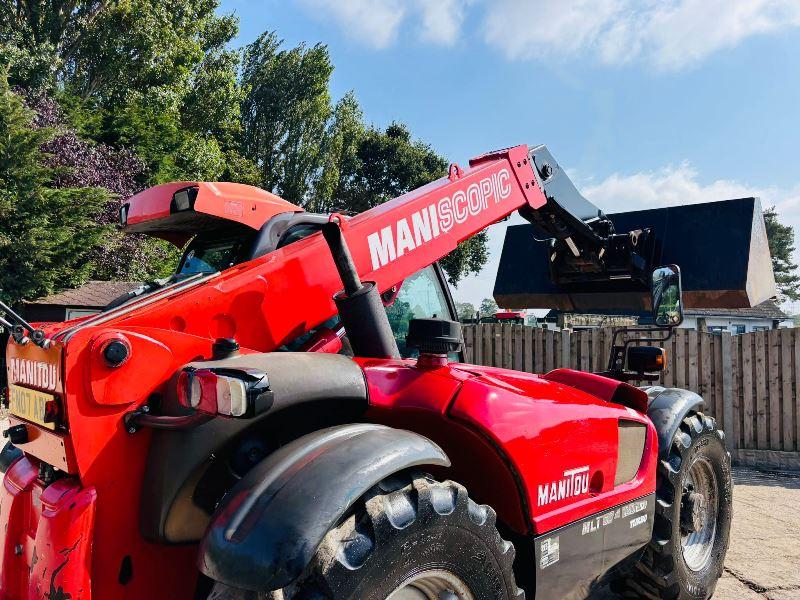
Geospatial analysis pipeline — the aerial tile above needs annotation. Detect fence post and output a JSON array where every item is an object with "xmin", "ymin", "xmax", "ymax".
[
  {"xmin": 561, "ymin": 329, "xmax": 571, "ymax": 369},
  {"xmin": 781, "ymin": 329, "xmax": 794, "ymax": 452},
  {"xmin": 721, "ymin": 332, "xmax": 735, "ymax": 453},
  {"xmin": 463, "ymin": 325, "xmax": 473, "ymax": 363}
]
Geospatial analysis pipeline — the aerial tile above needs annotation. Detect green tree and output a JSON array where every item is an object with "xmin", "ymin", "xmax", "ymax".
[
  {"xmin": 0, "ymin": 0, "xmax": 109, "ymax": 89},
  {"xmin": 309, "ymin": 91, "xmax": 365, "ymax": 213},
  {"xmin": 0, "ymin": 81, "xmax": 106, "ymax": 305},
  {"xmin": 0, "ymin": 0, "xmax": 249, "ymax": 184},
  {"xmin": 385, "ymin": 299, "xmax": 413, "ymax": 356},
  {"xmin": 764, "ymin": 207, "xmax": 800, "ymax": 301},
  {"xmin": 455, "ymin": 301, "xmax": 476, "ymax": 321},
  {"xmin": 240, "ymin": 32, "xmax": 333, "ymax": 204},
  {"xmin": 1, "ymin": 3, "xmax": 490, "ymax": 287},
  {"xmin": 479, "ymin": 297, "xmax": 499, "ymax": 316},
  {"xmin": 337, "ymin": 122, "xmax": 489, "ymax": 284}
]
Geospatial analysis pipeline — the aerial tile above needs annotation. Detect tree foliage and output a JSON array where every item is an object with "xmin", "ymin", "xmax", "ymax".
[
  {"xmin": 25, "ymin": 91, "xmax": 178, "ymax": 281},
  {"xmin": 330, "ymin": 122, "xmax": 489, "ymax": 284},
  {"xmin": 310, "ymin": 91, "xmax": 364, "ymax": 213},
  {"xmin": 764, "ymin": 207, "xmax": 800, "ymax": 302},
  {"xmin": 455, "ymin": 301, "xmax": 476, "ymax": 321},
  {"xmin": 0, "ymin": 0, "xmax": 490, "ymax": 300},
  {"xmin": 0, "ymin": 82, "xmax": 106, "ymax": 304},
  {"xmin": 479, "ymin": 297, "xmax": 499, "ymax": 316},
  {"xmin": 240, "ymin": 32, "xmax": 333, "ymax": 204}
]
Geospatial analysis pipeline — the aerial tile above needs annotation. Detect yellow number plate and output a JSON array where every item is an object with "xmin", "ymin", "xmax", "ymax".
[{"xmin": 8, "ymin": 384, "xmax": 56, "ymax": 430}]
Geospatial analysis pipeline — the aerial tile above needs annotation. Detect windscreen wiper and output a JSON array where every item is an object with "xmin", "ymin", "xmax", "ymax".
[{"xmin": 0, "ymin": 297, "xmax": 50, "ymax": 347}]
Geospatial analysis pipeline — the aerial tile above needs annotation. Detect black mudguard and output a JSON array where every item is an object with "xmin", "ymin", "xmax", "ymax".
[
  {"xmin": 643, "ymin": 386, "xmax": 704, "ymax": 459},
  {"xmin": 140, "ymin": 352, "xmax": 369, "ymax": 543},
  {"xmin": 198, "ymin": 423, "xmax": 450, "ymax": 592}
]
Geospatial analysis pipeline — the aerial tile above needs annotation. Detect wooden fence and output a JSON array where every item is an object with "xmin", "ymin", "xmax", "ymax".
[{"xmin": 462, "ymin": 325, "xmax": 800, "ymax": 466}]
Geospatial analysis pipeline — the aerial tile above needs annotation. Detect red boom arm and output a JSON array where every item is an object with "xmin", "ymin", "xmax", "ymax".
[{"xmin": 53, "ymin": 145, "xmax": 549, "ymax": 351}]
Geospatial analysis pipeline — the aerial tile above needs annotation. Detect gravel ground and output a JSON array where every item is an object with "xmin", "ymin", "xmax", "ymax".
[
  {"xmin": 1, "ymin": 414, "xmax": 797, "ymax": 598},
  {"xmin": 592, "ymin": 466, "xmax": 800, "ymax": 599}
]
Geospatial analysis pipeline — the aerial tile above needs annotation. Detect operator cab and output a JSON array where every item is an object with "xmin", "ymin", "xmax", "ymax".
[
  {"xmin": 106, "ymin": 183, "xmax": 329, "ymax": 311},
  {"xmin": 110, "ymin": 182, "xmax": 463, "ymax": 351}
]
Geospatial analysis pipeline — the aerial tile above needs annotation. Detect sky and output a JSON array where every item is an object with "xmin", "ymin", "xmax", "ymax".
[{"xmin": 218, "ymin": 0, "xmax": 800, "ymax": 310}]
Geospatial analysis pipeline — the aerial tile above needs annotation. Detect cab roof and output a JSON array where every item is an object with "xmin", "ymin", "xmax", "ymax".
[{"xmin": 120, "ymin": 182, "xmax": 303, "ymax": 246}]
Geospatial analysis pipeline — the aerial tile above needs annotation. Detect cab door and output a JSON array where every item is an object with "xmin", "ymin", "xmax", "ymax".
[{"xmin": 384, "ymin": 263, "xmax": 461, "ymax": 359}]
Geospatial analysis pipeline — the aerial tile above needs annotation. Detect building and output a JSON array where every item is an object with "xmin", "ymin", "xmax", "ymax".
[
  {"xmin": 541, "ymin": 300, "xmax": 790, "ymax": 334},
  {"xmin": 23, "ymin": 280, "xmax": 143, "ymax": 322},
  {"xmin": 684, "ymin": 300, "xmax": 790, "ymax": 334}
]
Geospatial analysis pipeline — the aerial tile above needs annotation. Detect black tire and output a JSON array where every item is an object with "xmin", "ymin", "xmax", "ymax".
[
  {"xmin": 209, "ymin": 473, "xmax": 524, "ymax": 599},
  {"xmin": 610, "ymin": 411, "xmax": 732, "ymax": 600}
]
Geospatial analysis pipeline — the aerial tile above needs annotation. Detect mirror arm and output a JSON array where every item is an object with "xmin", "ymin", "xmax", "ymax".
[{"xmin": 607, "ymin": 325, "xmax": 675, "ymax": 372}]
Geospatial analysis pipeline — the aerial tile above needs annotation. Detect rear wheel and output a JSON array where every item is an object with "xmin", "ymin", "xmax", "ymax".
[
  {"xmin": 209, "ymin": 474, "xmax": 523, "ymax": 600},
  {"xmin": 610, "ymin": 411, "xmax": 732, "ymax": 599}
]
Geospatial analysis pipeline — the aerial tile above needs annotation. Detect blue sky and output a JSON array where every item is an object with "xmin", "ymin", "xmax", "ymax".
[{"xmin": 219, "ymin": 0, "xmax": 800, "ymax": 308}]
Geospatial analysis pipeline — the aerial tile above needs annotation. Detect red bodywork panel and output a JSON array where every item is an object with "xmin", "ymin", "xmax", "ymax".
[
  {"xmin": 2, "ymin": 145, "xmax": 657, "ymax": 598},
  {"xmin": 362, "ymin": 360, "xmax": 657, "ymax": 535},
  {"xmin": 122, "ymin": 181, "xmax": 302, "ymax": 246},
  {"xmin": 0, "ymin": 459, "xmax": 95, "ymax": 600}
]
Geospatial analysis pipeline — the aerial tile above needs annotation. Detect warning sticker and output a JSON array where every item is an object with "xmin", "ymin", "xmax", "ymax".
[{"xmin": 539, "ymin": 536, "xmax": 560, "ymax": 569}]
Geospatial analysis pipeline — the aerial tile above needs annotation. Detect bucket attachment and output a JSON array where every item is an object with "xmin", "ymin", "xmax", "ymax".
[{"xmin": 495, "ymin": 197, "xmax": 776, "ymax": 311}]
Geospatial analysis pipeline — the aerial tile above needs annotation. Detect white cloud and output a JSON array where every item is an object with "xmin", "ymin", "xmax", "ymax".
[
  {"xmin": 296, "ymin": 0, "xmax": 405, "ymax": 49},
  {"xmin": 416, "ymin": 0, "xmax": 466, "ymax": 46},
  {"xmin": 582, "ymin": 162, "xmax": 774, "ymax": 212},
  {"xmin": 581, "ymin": 163, "xmax": 800, "ymax": 230},
  {"xmin": 452, "ymin": 162, "xmax": 800, "ymax": 307},
  {"xmin": 296, "ymin": 0, "xmax": 468, "ymax": 49},
  {"xmin": 482, "ymin": 0, "xmax": 800, "ymax": 70}
]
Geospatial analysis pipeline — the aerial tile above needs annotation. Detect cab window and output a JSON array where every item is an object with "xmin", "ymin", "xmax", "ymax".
[
  {"xmin": 179, "ymin": 242, "xmax": 242, "ymax": 275},
  {"xmin": 283, "ymin": 265, "xmax": 458, "ymax": 359},
  {"xmin": 176, "ymin": 228, "xmax": 254, "ymax": 276},
  {"xmin": 386, "ymin": 265, "xmax": 454, "ymax": 358}
]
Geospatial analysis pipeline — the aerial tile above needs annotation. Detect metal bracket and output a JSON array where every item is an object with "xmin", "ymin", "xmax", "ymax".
[
  {"xmin": 124, "ymin": 405, "xmax": 212, "ymax": 434},
  {"xmin": 606, "ymin": 325, "xmax": 675, "ymax": 377}
]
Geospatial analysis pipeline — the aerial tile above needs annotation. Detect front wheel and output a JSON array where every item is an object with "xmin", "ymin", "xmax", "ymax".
[
  {"xmin": 210, "ymin": 474, "xmax": 524, "ymax": 600},
  {"xmin": 611, "ymin": 411, "xmax": 732, "ymax": 599},
  {"xmin": 292, "ymin": 474, "xmax": 524, "ymax": 599}
]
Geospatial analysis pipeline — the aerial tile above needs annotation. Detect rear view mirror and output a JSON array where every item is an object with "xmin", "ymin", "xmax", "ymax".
[
  {"xmin": 652, "ymin": 265, "xmax": 683, "ymax": 327},
  {"xmin": 627, "ymin": 346, "xmax": 666, "ymax": 373}
]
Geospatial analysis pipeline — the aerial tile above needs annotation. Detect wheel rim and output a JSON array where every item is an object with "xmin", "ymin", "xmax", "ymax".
[
  {"xmin": 386, "ymin": 569, "xmax": 474, "ymax": 600},
  {"xmin": 680, "ymin": 455, "xmax": 718, "ymax": 571}
]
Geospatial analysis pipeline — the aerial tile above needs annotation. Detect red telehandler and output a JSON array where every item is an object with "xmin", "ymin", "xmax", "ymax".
[{"xmin": 2, "ymin": 144, "xmax": 748, "ymax": 600}]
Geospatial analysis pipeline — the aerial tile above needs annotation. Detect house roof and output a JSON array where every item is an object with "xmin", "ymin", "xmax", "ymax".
[
  {"xmin": 544, "ymin": 300, "xmax": 788, "ymax": 321},
  {"xmin": 28, "ymin": 281, "xmax": 143, "ymax": 308},
  {"xmin": 685, "ymin": 300, "xmax": 787, "ymax": 320}
]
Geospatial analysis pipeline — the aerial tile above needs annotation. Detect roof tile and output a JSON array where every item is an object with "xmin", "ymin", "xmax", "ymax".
[{"xmin": 27, "ymin": 281, "xmax": 144, "ymax": 308}]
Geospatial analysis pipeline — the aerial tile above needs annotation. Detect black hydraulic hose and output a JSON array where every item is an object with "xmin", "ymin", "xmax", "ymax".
[{"xmin": 321, "ymin": 221, "xmax": 362, "ymax": 296}]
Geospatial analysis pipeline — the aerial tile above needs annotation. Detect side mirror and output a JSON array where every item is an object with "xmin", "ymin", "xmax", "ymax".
[
  {"xmin": 626, "ymin": 346, "xmax": 666, "ymax": 373},
  {"xmin": 652, "ymin": 264, "xmax": 683, "ymax": 327}
]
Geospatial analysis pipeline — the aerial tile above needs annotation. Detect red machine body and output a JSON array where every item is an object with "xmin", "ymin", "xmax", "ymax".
[{"xmin": 2, "ymin": 145, "xmax": 664, "ymax": 599}]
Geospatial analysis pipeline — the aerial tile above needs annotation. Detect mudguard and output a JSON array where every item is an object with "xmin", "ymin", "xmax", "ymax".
[
  {"xmin": 198, "ymin": 423, "xmax": 450, "ymax": 591},
  {"xmin": 644, "ymin": 386, "xmax": 704, "ymax": 459},
  {"xmin": 141, "ymin": 352, "xmax": 369, "ymax": 543}
]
